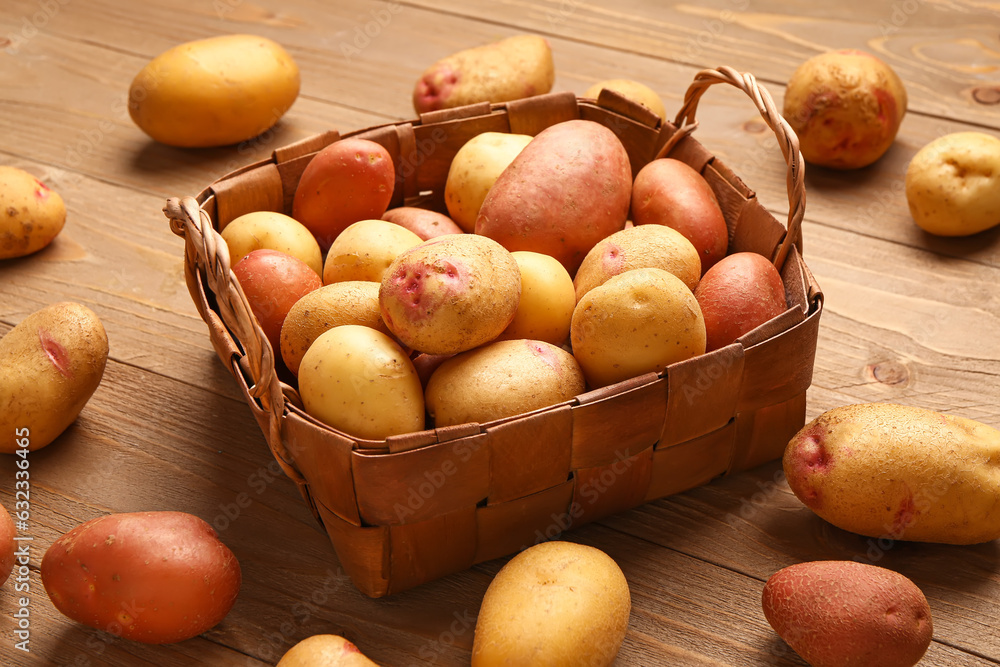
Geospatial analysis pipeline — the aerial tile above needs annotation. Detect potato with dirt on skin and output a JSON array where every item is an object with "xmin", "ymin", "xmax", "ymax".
[
  {"xmin": 784, "ymin": 402, "xmax": 1000, "ymax": 545},
  {"xmin": 413, "ymin": 35, "xmax": 554, "ymax": 114},
  {"xmin": 496, "ymin": 251, "xmax": 576, "ymax": 346},
  {"xmin": 221, "ymin": 210, "xmax": 323, "ymax": 277},
  {"xmin": 905, "ymin": 131, "xmax": 1000, "ymax": 236},
  {"xmin": 763, "ymin": 560, "xmax": 932, "ymax": 667},
  {"xmin": 444, "ymin": 132, "xmax": 533, "ymax": 232},
  {"xmin": 322, "ymin": 219, "xmax": 422, "ymax": 285},
  {"xmin": 426, "ymin": 339, "xmax": 585, "ymax": 427},
  {"xmin": 472, "ymin": 541, "xmax": 630, "ymax": 667},
  {"xmin": 583, "ymin": 78, "xmax": 666, "ymax": 121},
  {"xmin": 278, "ymin": 634, "xmax": 380, "ymax": 666},
  {"xmin": 0, "ymin": 166, "xmax": 66, "ymax": 259},
  {"xmin": 381, "ymin": 206, "xmax": 463, "ymax": 240},
  {"xmin": 0, "ymin": 302, "xmax": 108, "ymax": 453}
]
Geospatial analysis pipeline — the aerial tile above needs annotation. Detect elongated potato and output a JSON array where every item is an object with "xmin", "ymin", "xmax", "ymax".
[
  {"xmin": 0, "ymin": 166, "xmax": 66, "ymax": 259},
  {"xmin": 784, "ymin": 403, "xmax": 1000, "ymax": 544}
]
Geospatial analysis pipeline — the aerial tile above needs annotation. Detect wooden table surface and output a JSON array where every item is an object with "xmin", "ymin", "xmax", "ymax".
[{"xmin": 2, "ymin": 1, "xmax": 1000, "ymax": 665}]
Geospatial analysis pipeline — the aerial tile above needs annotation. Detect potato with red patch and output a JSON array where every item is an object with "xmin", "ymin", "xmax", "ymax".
[
  {"xmin": 784, "ymin": 403, "xmax": 1000, "ymax": 544},
  {"xmin": 784, "ymin": 49, "xmax": 907, "ymax": 169},
  {"xmin": 41, "ymin": 511, "xmax": 241, "ymax": 644},
  {"xmin": 381, "ymin": 206, "xmax": 463, "ymax": 240},
  {"xmin": 763, "ymin": 561, "xmax": 932, "ymax": 667},
  {"xmin": 0, "ymin": 302, "xmax": 108, "ymax": 453},
  {"xmin": 694, "ymin": 252, "xmax": 787, "ymax": 351},
  {"xmin": 0, "ymin": 166, "xmax": 66, "ymax": 259},
  {"xmin": 278, "ymin": 634, "xmax": 380, "ymax": 666}
]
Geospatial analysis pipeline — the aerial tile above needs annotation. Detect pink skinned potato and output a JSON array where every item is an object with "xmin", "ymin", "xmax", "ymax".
[
  {"xmin": 381, "ymin": 207, "xmax": 463, "ymax": 240},
  {"xmin": 41, "ymin": 511, "xmax": 241, "ymax": 644},
  {"xmin": 0, "ymin": 504, "xmax": 14, "ymax": 587}
]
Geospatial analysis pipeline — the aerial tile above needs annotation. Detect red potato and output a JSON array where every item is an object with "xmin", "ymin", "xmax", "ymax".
[
  {"xmin": 41, "ymin": 511, "xmax": 241, "ymax": 644},
  {"xmin": 631, "ymin": 158, "xmax": 728, "ymax": 273},
  {"xmin": 232, "ymin": 249, "xmax": 322, "ymax": 357},
  {"xmin": 381, "ymin": 206, "xmax": 463, "ymax": 240},
  {"xmin": 475, "ymin": 119, "xmax": 631, "ymax": 274},
  {"xmin": 292, "ymin": 138, "xmax": 395, "ymax": 249},
  {"xmin": 763, "ymin": 561, "xmax": 932, "ymax": 667},
  {"xmin": 694, "ymin": 252, "xmax": 787, "ymax": 352},
  {"xmin": 0, "ymin": 503, "xmax": 14, "ymax": 587}
]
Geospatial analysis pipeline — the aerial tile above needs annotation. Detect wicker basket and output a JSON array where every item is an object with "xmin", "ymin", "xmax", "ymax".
[{"xmin": 165, "ymin": 67, "xmax": 823, "ymax": 598}]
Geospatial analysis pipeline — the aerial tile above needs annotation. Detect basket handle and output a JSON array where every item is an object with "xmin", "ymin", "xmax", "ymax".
[{"xmin": 658, "ymin": 66, "xmax": 806, "ymax": 271}]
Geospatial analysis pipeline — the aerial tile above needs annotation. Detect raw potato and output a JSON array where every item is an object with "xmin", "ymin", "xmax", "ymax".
[
  {"xmin": 379, "ymin": 234, "xmax": 521, "ymax": 355},
  {"xmin": 763, "ymin": 561, "xmax": 932, "ymax": 667},
  {"xmin": 298, "ymin": 325, "xmax": 424, "ymax": 440},
  {"xmin": 381, "ymin": 206, "xmax": 463, "ymax": 240},
  {"xmin": 279, "ymin": 281, "xmax": 391, "ymax": 376},
  {"xmin": 583, "ymin": 78, "xmax": 666, "ymax": 121},
  {"xmin": 472, "ymin": 541, "xmax": 630, "ymax": 667},
  {"xmin": 322, "ymin": 219, "xmax": 422, "ymax": 285},
  {"xmin": 783, "ymin": 49, "xmax": 907, "ymax": 169},
  {"xmin": 784, "ymin": 403, "xmax": 1000, "ymax": 544},
  {"xmin": 278, "ymin": 634, "xmax": 380, "ymax": 666},
  {"xmin": 497, "ymin": 251, "xmax": 576, "ymax": 346},
  {"xmin": 573, "ymin": 224, "xmax": 701, "ymax": 301},
  {"xmin": 221, "ymin": 210, "xmax": 323, "ymax": 277},
  {"xmin": 571, "ymin": 268, "xmax": 706, "ymax": 389},
  {"xmin": 426, "ymin": 339, "xmax": 585, "ymax": 426},
  {"xmin": 0, "ymin": 166, "xmax": 66, "ymax": 259},
  {"xmin": 905, "ymin": 131, "xmax": 1000, "ymax": 236},
  {"xmin": 0, "ymin": 302, "xmax": 108, "ymax": 453},
  {"xmin": 41, "ymin": 511, "xmax": 241, "ymax": 644},
  {"xmin": 128, "ymin": 34, "xmax": 299, "ymax": 148},
  {"xmin": 444, "ymin": 132, "xmax": 533, "ymax": 232},
  {"xmin": 413, "ymin": 35, "xmax": 554, "ymax": 113}
]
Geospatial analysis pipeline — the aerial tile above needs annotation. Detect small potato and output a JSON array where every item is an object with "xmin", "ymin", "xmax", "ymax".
[
  {"xmin": 41, "ymin": 511, "xmax": 241, "ymax": 644},
  {"xmin": 905, "ymin": 131, "xmax": 1000, "ymax": 236},
  {"xmin": 444, "ymin": 132, "xmax": 533, "ymax": 232},
  {"xmin": 694, "ymin": 252, "xmax": 787, "ymax": 352},
  {"xmin": 583, "ymin": 78, "xmax": 666, "ymax": 121},
  {"xmin": 784, "ymin": 403, "xmax": 1000, "ymax": 544},
  {"xmin": 221, "ymin": 210, "xmax": 323, "ymax": 277},
  {"xmin": 128, "ymin": 34, "xmax": 299, "ymax": 148},
  {"xmin": 0, "ymin": 166, "xmax": 66, "ymax": 259},
  {"xmin": 413, "ymin": 35, "xmax": 554, "ymax": 114},
  {"xmin": 472, "ymin": 541, "xmax": 630, "ymax": 667},
  {"xmin": 426, "ymin": 339, "xmax": 585, "ymax": 426},
  {"xmin": 293, "ymin": 139, "xmax": 395, "ymax": 249},
  {"xmin": 631, "ymin": 158, "xmax": 728, "ymax": 273},
  {"xmin": 323, "ymin": 219, "xmax": 423, "ymax": 285},
  {"xmin": 571, "ymin": 268, "xmax": 706, "ymax": 388},
  {"xmin": 0, "ymin": 302, "xmax": 108, "ymax": 453},
  {"xmin": 497, "ymin": 251, "xmax": 576, "ymax": 346},
  {"xmin": 0, "ymin": 503, "xmax": 14, "ymax": 588},
  {"xmin": 763, "ymin": 561, "xmax": 932, "ymax": 667},
  {"xmin": 381, "ymin": 206, "xmax": 463, "ymax": 240},
  {"xmin": 280, "ymin": 281, "xmax": 391, "ymax": 376},
  {"xmin": 298, "ymin": 325, "xmax": 424, "ymax": 439},
  {"xmin": 379, "ymin": 234, "xmax": 521, "ymax": 355},
  {"xmin": 278, "ymin": 634, "xmax": 380, "ymax": 666},
  {"xmin": 573, "ymin": 224, "xmax": 701, "ymax": 302}
]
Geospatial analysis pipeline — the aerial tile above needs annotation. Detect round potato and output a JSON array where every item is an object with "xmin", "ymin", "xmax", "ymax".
[
  {"xmin": 279, "ymin": 281, "xmax": 391, "ymax": 376},
  {"xmin": 0, "ymin": 166, "xmax": 66, "ymax": 259},
  {"xmin": 128, "ymin": 34, "xmax": 299, "ymax": 148},
  {"xmin": 571, "ymin": 268, "xmax": 706, "ymax": 388},
  {"xmin": 278, "ymin": 634, "xmax": 379, "ymax": 666},
  {"xmin": 444, "ymin": 132, "xmax": 532, "ymax": 232},
  {"xmin": 905, "ymin": 131, "xmax": 1000, "ymax": 236},
  {"xmin": 497, "ymin": 251, "xmax": 575, "ymax": 346},
  {"xmin": 221, "ymin": 210, "xmax": 323, "ymax": 277},
  {"xmin": 322, "ymin": 219, "xmax": 423, "ymax": 285},
  {"xmin": 298, "ymin": 325, "xmax": 424, "ymax": 440},
  {"xmin": 583, "ymin": 78, "xmax": 666, "ymax": 121},
  {"xmin": 426, "ymin": 339, "xmax": 585, "ymax": 426}
]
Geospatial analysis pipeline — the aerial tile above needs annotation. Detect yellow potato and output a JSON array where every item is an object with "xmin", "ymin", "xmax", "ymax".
[
  {"xmin": 322, "ymin": 219, "xmax": 422, "ymax": 285},
  {"xmin": 571, "ymin": 268, "xmax": 706, "ymax": 388},
  {"xmin": 0, "ymin": 166, "xmax": 66, "ymax": 259},
  {"xmin": 444, "ymin": 132, "xmax": 533, "ymax": 232},
  {"xmin": 905, "ymin": 132, "xmax": 1000, "ymax": 236},
  {"xmin": 0, "ymin": 302, "xmax": 109, "ymax": 453},
  {"xmin": 221, "ymin": 211, "xmax": 322, "ymax": 277},
  {"xmin": 278, "ymin": 634, "xmax": 379, "ymax": 666},
  {"xmin": 128, "ymin": 34, "xmax": 300, "ymax": 148},
  {"xmin": 472, "ymin": 541, "xmax": 630, "ymax": 667},
  {"xmin": 583, "ymin": 78, "xmax": 667, "ymax": 121},
  {"xmin": 425, "ymin": 339, "xmax": 585, "ymax": 426},
  {"xmin": 496, "ymin": 251, "xmax": 575, "ymax": 346},
  {"xmin": 279, "ymin": 282, "xmax": 391, "ymax": 376},
  {"xmin": 298, "ymin": 325, "xmax": 424, "ymax": 440}
]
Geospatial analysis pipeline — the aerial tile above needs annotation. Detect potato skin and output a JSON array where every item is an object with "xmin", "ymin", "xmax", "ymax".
[
  {"xmin": 762, "ymin": 561, "xmax": 932, "ymax": 667},
  {"xmin": 0, "ymin": 302, "xmax": 108, "ymax": 453},
  {"xmin": 476, "ymin": 120, "xmax": 631, "ymax": 274},
  {"xmin": 784, "ymin": 403, "xmax": 1000, "ymax": 544},
  {"xmin": 128, "ymin": 34, "xmax": 299, "ymax": 148},
  {"xmin": 694, "ymin": 252, "xmax": 787, "ymax": 351},
  {"xmin": 413, "ymin": 35, "xmax": 554, "ymax": 113},
  {"xmin": 40, "ymin": 511, "xmax": 241, "ymax": 644},
  {"xmin": 381, "ymin": 207, "xmax": 463, "ymax": 240},
  {"xmin": 323, "ymin": 219, "xmax": 422, "ymax": 285},
  {"xmin": 497, "ymin": 251, "xmax": 576, "ymax": 346},
  {"xmin": 472, "ymin": 541, "xmax": 630, "ymax": 667},
  {"xmin": 583, "ymin": 79, "xmax": 666, "ymax": 121},
  {"xmin": 221, "ymin": 211, "xmax": 323, "ymax": 277},
  {"xmin": 445, "ymin": 132, "xmax": 532, "ymax": 232},
  {"xmin": 0, "ymin": 166, "xmax": 66, "ymax": 259},
  {"xmin": 278, "ymin": 634, "xmax": 380, "ymax": 666}
]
